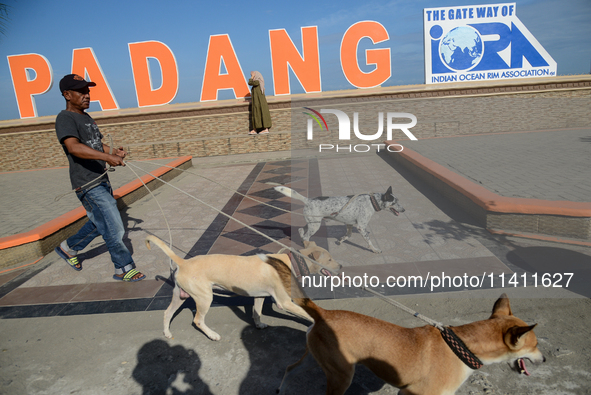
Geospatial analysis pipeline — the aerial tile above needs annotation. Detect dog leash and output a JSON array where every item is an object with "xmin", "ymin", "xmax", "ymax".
[
  {"xmin": 362, "ymin": 286, "xmax": 483, "ymax": 370},
  {"xmin": 126, "ymin": 161, "xmax": 481, "ymax": 369},
  {"xmin": 60, "ymin": 152, "xmax": 480, "ymax": 368},
  {"xmin": 123, "ymin": 161, "xmax": 174, "ymax": 271},
  {"xmin": 54, "ymin": 135, "xmax": 176, "ymax": 269},
  {"xmin": 54, "ymin": 134, "xmax": 117, "ymax": 202},
  {"xmin": 126, "ymin": 160, "xmax": 361, "ymax": 220},
  {"xmin": 53, "ymin": 140, "xmax": 334, "ymax": 275},
  {"xmin": 53, "ymin": 152, "xmax": 338, "ymax": 275},
  {"xmin": 361, "ymin": 286, "xmax": 444, "ymax": 329},
  {"xmin": 124, "ymin": 161, "xmax": 339, "ymax": 276}
]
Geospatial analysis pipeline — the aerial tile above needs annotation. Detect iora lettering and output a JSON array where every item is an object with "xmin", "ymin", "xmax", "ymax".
[
  {"xmin": 423, "ymin": 2, "xmax": 556, "ymax": 84},
  {"xmin": 305, "ymin": 109, "xmax": 418, "ymax": 141}
]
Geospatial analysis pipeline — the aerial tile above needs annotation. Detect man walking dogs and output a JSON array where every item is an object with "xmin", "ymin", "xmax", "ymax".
[{"xmin": 54, "ymin": 74, "xmax": 145, "ymax": 282}]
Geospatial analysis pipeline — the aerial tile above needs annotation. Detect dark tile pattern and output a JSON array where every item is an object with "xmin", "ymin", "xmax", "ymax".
[
  {"xmin": 184, "ymin": 162, "xmax": 266, "ymax": 258},
  {"xmin": 0, "ymin": 162, "xmax": 268, "ymax": 318},
  {"xmin": 222, "ymin": 220, "xmax": 292, "ymax": 248},
  {"xmin": 263, "ymin": 166, "xmax": 305, "ymax": 175},
  {"xmin": 236, "ymin": 200, "xmax": 296, "ymax": 220},
  {"xmin": 0, "ymin": 158, "xmax": 511, "ymax": 319},
  {"xmin": 258, "ymin": 174, "xmax": 305, "ymax": 185},
  {"xmin": 248, "ymin": 188, "xmax": 288, "ymax": 200},
  {"xmin": 208, "ymin": 160, "xmax": 316, "ymax": 256}
]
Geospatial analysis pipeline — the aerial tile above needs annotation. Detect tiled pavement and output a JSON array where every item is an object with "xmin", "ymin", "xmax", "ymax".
[
  {"xmin": 1, "ymin": 128, "xmax": 591, "ymax": 319},
  {"xmin": 0, "ymin": 158, "xmax": 179, "ymax": 238},
  {"xmin": 1, "ymin": 142, "xmax": 591, "ymax": 395},
  {"xmin": 0, "ymin": 151, "xmax": 526, "ymax": 318},
  {"xmin": 403, "ymin": 128, "xmax": 591, "ymax": 202}
]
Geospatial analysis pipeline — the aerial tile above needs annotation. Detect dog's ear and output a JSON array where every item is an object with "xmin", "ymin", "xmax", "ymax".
[
  {"xmin": 309, "ymin": 250, "xmax": 322, "ymax": 261},
  {"xmin": 505, "ymin": 324, "xmax": 537, "ymax": 350},
  {"xmin": 491, "ymin": 293, "xmax": 513, "ymax": 317},
  {"xmin": 383, "ymin": 186, "xmax": 393, "ymax": 201}
]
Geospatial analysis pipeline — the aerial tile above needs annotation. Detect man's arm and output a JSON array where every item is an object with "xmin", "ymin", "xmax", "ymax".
[{"xmin": 63, "ymin": 137, "xmax": 125, "ymax": 167}]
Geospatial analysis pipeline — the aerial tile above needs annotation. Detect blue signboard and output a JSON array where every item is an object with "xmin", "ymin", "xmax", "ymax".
[{"xmin": 424, "ymin": 3, "xmax": 557, "ymax": 84}]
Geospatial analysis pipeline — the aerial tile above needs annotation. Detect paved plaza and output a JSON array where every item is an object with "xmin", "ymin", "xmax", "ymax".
[
  {"xmin": 0, "ymin": 129, "xmax": 590, "ymax": 394},
  {"xmin": 404, "ymin": 128, "xmax": 591, "ymax": 202}
]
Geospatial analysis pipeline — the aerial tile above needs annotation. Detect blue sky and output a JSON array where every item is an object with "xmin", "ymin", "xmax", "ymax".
[{"xmin": 0, "ymin": 0, "xmax": 589, "ymax": 121}]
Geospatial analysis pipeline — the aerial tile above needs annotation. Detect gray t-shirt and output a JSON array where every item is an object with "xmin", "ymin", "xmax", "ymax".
[{"xmin": 55, "ymin": 110, "xmax": 108, "ymax": 190}]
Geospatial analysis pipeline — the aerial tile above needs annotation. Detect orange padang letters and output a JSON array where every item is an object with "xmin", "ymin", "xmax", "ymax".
[
  {"xmin": 7, "ymin": 21, "xmax": 396, "ymax": 119},
  {"xmin": 341, "ymin": 21, "xmax": 391, "ymax": 89},
  {"xmin": 200, "ymin": 34, "xmax": 249, "ymax": 101},
  {"xmin": 129, "ymin": 41, "xmax": 179, "ymax": 107},
  {"xmin": 269, "ymin": 26, "xmax": 321, "ymax": 95},
  {"xmin": 72, "ymin": 48, "xmax": 119, "ymax": 111},
  {"xmin": 7, "ymin": 53, "xmax": 53, "ymax": 118}
]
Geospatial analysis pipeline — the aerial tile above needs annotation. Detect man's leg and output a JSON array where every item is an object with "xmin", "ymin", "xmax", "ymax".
[
  {"xmin": 55, "ymin": 213, "xmax": 101, "ymax": 270},
  {"xmin": 65, "ymin": 218, "xmax": 101, "ymax": 253},
  {"xmin": 79, "ymin": 182, "xmax": 144, "ymax": 281}
]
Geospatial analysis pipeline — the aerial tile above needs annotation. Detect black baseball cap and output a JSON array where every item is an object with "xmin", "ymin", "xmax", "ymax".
[{"xmin": 59, "ymin": 74, "xmax": 96, "ymax": 93}]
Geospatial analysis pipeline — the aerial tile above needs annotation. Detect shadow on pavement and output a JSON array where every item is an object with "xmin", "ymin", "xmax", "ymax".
[
  {"xmin": 376, "ymin": 149, "xmax": 591, "ymax": 300},
  {"xmin": 132, "ymin": 339, "xmax": 213, "ymax": 395},
  {"xmin": 376, "ymin": 150, "xmax": 482, "ymax": 228},
  {"xmin": 412, "ymin": 219, "xmax": 488, "ymax": 244},
  {"xmin": 507, "ymin": 246, "xmax": 591, "ymax": 298}
]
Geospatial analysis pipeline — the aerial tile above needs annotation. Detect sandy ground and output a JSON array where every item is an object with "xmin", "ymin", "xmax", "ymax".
[{"xmin": 1, "ymin": 288, "xmax": 590, "ymax": 395}]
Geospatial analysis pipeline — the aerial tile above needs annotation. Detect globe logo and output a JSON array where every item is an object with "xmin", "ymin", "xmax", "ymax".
[{"xmin": 439, "ymin": 26, "xmax": 483, "ymax": 71}]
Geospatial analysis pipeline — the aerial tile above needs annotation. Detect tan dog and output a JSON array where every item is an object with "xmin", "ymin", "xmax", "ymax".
[
  {"xmin": 277, "ymin": 290, "xmax": 545, "ymax": 395},
  {"xmin": 145, "ymin": 235, "xmax": 312, "ymax": 341},
  {"xmin": 281, "ymin": 241, "xmax": 342, "ymax": 277}
]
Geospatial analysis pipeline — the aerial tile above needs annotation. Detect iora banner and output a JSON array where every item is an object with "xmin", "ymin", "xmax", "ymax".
[{"xmin": 423, "ymin": 3, "xmax": 557, "ymax": 84}]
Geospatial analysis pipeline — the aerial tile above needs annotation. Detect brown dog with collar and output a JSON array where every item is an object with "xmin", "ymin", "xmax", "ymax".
[
  {"xmin": 274, "ymin": 264, "xmax": 545, "ymax": 395},
  {"xmin": 145, "ymin": 235, "xmax": 313, "ymax": 341}
]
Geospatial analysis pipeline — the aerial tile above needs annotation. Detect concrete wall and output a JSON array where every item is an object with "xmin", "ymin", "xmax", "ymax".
[{"xmin": 1, "ymin": 75, "xmax": 590, "ymax": 172}]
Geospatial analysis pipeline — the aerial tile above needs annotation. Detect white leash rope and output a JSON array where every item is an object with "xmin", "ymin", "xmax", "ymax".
[
  {"xmin": 127, "ymin": 160, "xmax": 302, "ymax": 215},
  {"xmin": 123, "ymin": 162, "xmax": 174, "ymax": 270},
  {"xmin": 58, "ymin": 150, "xmax": 438, "ymax": 327},
  {"xmin": 361, "ymin": 286, "xmax": 444, "ymax": 329},
  {"xmin": 127, "ymin": 161, "xmax": 442, "ymax": 329},
  {"xmin": 126, "ymin": 160, "xmax": 373, "ymax": 219},
  {"xmin": 124, "ymin": 161, "xmax": 339, "ymax": 275}
]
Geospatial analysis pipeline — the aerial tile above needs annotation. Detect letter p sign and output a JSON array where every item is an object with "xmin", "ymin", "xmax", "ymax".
[{"xmin": 7, "ymin": 54, "xmax": 53, "ymax": 119}]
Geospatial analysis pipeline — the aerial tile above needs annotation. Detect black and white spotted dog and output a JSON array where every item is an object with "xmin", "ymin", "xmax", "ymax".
[{"xmin": 274, "ymin": 186, "xmax": 405, "ymax": 253}]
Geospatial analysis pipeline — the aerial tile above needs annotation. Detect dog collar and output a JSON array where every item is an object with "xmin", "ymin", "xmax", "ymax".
[
  {"xmin": 440, "ymin": 327, "xmax": 483, "ymax": 370},
  {"xmin": 369, "ymin": 195, "xmax": 382, "ymax": 212},
  {"xmin": 288, "ymin": 252, "xmax": 310, "ymax": 280}
]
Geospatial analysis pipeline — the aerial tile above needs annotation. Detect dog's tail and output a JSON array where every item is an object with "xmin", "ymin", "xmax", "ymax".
[
  {"xmin": 273, "ymin": 186, "xmax": 309, "ymax": 204},
  {"xmin": 145, "ymin": 235, "xmax": 185, "ymax": 269},
  {"xmin": 257, "ymin": 253, "xmax": 325, "ymax": 322}
]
